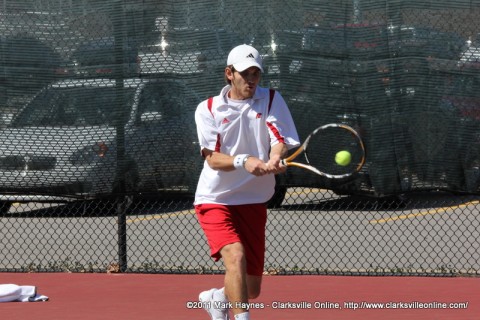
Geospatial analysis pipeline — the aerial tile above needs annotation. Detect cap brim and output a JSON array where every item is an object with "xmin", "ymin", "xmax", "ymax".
[{"xmin": 232, "ymin": 61, "xmax": 263, "ymax": 73}]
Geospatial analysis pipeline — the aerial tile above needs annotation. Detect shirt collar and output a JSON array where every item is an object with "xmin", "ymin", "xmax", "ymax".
[{"xmin": 219, "ymin": 85, "xmax": 267, "ymax": 105}]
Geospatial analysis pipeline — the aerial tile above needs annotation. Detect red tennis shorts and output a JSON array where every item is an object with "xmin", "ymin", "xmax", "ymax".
[{"xmin": 195, "ymin": 203, "xmax": 267, "ymax": 276}]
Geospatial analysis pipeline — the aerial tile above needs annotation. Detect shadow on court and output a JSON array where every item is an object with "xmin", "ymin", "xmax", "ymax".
[{"xmin": 2, "ymin": 194, "xmax": 195, "ymax": 218}]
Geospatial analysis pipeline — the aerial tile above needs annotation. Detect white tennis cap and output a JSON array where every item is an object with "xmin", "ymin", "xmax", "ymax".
[{"xmin": 227, "ymin": 44, "xmax": 263, "ymax": 72}]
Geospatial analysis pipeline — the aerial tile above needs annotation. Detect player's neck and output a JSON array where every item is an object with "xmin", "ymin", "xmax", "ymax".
[{"xmin": 227, "ymin": 88, "xmax": 253, "ymax": 101}]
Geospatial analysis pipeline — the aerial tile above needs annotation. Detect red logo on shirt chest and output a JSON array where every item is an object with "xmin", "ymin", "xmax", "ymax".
[
  {"xmin": 256, "ymin": 113, "xmax": 262, "ymax": 119},
  {"xmin": 222, "ymin": 117, "xmax": 230, "ymax": 124}
]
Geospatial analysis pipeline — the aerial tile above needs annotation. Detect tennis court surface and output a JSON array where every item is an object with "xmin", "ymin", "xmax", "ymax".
[{"xmin": 1, "ymin": 272, "xmax": 478, "ymax": 319}]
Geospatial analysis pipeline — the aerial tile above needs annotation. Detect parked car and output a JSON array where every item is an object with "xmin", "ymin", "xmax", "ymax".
[
  {"xmin": 69, "ymin": 37, "xmax": 140, "ymax": 78},
  {"xmin": 0, "ymin": 78, "xmax": 202, "ymax": 213}
]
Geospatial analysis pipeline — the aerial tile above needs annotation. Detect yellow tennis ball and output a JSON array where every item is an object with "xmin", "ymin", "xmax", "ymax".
[{"xmin": 335, "ymin": 150, "xmax": 351, "ymax": 166}]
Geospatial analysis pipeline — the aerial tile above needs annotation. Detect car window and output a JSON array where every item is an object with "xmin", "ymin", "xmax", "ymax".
[
  {"xmin": 72, "ymin": 37, "xmax": 138, "ymax": 66},
  {"xmin": 137, "ymin": 83, "xmax": 186, "ymax": 120},
  {"xmin": 170, "ymin": 32, "xmax": 207, "ymax": 52},
  {"xmin": 12, "ymin": 86, "xmax": 136, "ymax": 127},
  {"xmin": 163, "ymin": 30, "xmax": 198, "ymax": 52},
  {"xmin": 1, "ymin": 36, "xmax": 61, "ymax": 67}
]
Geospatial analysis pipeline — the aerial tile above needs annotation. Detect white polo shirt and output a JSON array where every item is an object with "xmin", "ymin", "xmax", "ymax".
[{"xmin": 194, "ymin": 85, "xmax": 300, "ymax": 205}]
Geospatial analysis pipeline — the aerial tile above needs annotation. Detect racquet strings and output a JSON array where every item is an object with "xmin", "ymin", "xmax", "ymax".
[{"xmin": 304, "ymin": 125, "xmax": 364, "ymax": 176}]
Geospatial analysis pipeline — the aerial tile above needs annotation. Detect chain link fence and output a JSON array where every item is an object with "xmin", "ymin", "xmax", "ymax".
[{"xmin": 0, "ymin": 0, "xmax": 480, "ymax": 276}]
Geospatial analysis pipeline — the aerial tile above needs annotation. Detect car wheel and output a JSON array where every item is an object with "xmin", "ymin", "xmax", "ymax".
[
  {"xmin": 0, "ymin": 201, "xmax": 12, "ymax": 214},
  {"xmin": 113, "ymin": 161, "xmax": 140, "ymax": 194}
]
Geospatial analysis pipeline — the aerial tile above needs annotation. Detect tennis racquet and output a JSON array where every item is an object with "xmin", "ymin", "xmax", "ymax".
[{"xmin": 281, "ymin": 123, "xmax": 366, "ymax": 179}]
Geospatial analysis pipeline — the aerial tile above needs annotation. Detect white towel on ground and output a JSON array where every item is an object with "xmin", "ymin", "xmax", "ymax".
[{"xmin": 0, "ymin": 284, "xmax": 49, "ymax": 302}]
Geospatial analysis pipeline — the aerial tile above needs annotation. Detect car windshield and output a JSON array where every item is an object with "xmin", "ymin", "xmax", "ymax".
[
  {"xmin": 71, "ymin": 37, "xmax": 138, "ymax": 65},
  {"xmin": 134, "ymin": 81, "xmax": 198, "ymax": 125},
  {"xmin": 11, "ymin": 86, "xmax": 136, "ymax": 127}
]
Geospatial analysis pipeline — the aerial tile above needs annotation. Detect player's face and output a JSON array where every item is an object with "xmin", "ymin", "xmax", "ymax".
[{"xmin": 227, "ymin": 66, "xmax": 261, "ymax": 100}]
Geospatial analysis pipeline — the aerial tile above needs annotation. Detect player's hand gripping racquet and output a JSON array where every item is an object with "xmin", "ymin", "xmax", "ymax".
[{"xmin": 280, "ymin": 123, "xmax": 366, "ymax": 179}]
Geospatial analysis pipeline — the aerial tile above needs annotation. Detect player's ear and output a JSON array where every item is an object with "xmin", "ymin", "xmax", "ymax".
[{"xmin": 225, "ymin": 66, "xmax": 234, "ymax": 79}]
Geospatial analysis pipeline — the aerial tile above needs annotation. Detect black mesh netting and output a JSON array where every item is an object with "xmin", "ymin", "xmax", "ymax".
[{"xmin": 0, "ymin": 0, "xmax": 480, "ymax": 275}]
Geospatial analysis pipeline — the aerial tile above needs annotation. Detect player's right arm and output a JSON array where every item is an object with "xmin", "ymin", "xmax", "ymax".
[
  {"xmin": 202, "ymin": 148, "xmax": 268, "ymax": 176},
  {"xmin": 202, "ymin": 148, "xmax": 235, "ymax": 172}
]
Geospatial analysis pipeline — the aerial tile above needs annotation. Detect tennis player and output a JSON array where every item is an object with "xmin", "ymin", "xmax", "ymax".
[{"xmin": 194, "ymin": 44, "xmax": 300, "ymax": 320}]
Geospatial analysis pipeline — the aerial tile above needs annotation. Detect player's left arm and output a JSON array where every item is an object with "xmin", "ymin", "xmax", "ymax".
[
  {"xmin": 264, "ymin": 92, "xmax": 300, "ymax": 174},
  {"xmin": 265, "ymin": 92, "xmax": 300, "ymax": 150},
  {"xmin": 266, "ymin": 142, "xmax": 289, "ymax": 174}
]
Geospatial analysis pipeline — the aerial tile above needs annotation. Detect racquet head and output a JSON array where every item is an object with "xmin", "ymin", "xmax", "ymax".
[{"xmin": 283, "ymin": 123, "xmax": 366, "ymax": 179}]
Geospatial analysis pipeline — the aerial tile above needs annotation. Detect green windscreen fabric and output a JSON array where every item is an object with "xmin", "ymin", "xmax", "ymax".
[{"xmin": 0, "ymin": 0, "xmax": 479, "ymax": 198}]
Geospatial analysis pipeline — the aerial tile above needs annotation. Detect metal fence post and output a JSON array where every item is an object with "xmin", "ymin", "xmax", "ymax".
[{"xmin": 113, "ymin": 0, "xmax": 128, "ymax": 273}]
